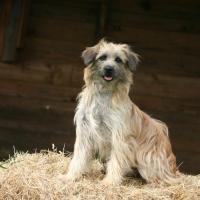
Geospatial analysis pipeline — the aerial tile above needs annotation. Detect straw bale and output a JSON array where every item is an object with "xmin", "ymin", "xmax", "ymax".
[{"xmin": 0, "ymin": 149, "xmax": 199, "ymax": 200}]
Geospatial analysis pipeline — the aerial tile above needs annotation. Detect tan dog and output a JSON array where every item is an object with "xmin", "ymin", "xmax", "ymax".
[{"xmin": 64, "ymin": 39, "xmax": 177, "ymax": 185}]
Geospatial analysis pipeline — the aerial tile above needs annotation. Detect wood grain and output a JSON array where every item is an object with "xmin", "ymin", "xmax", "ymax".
[{"xmin": 0, "ymin": 0, "xmax": 199, "ymax": 174}]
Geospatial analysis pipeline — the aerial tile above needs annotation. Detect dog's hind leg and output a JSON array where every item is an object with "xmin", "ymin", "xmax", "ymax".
[{"xmin": 136, "ymin": 132, "xmax": 177, "ymax": 183}]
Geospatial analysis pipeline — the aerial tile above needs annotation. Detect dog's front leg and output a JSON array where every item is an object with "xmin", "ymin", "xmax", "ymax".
[
  {"xmin": 62, "ymin": 132, "xmax": 93, "ymax": 182},
  {"xmin": 103, "ymin": 151, "xmax": 124, "ymax": 185},
  {"xmin": 103, "ymin": 139, "xmax": 131, "ymax": 185},
  {"xmin": 67, "ymin": 135, "xmax": 93, "ymax": 180}
]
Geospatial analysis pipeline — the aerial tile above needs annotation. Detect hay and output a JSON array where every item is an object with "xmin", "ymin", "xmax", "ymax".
[{"xmin": 0, "ymin": 149, "xmax": 199, "ymax": 200}]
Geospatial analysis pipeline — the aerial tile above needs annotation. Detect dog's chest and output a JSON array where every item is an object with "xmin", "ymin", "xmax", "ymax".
[
  {"xmin": 79, "ymin": 94, "xmax": 113, "ymax": 134},
  {"xmin": 89, "ymin": 96, "xmax": 112, "ymax": 127}
]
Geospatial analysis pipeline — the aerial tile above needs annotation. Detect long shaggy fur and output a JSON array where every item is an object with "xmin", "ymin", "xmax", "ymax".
[{"xmin": 64, "ymin": 39, "xmax": 177, "ymax": 185}]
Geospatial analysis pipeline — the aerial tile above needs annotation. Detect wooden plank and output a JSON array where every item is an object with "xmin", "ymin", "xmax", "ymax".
[
  {"xmin": 28, "ymin": 17, "xmax": 95, "ymax": 43},
  {"xmin": 0, "ymin": 111, "xmax": 74, "ymax": 135},
  {"xmin": 0, "ymin": 104, "xmax": 76, "ymax": 157},
  {"xmin": 109, "ymin": 27, "xmax": 200, "ymax": 56},
  {"xmin": 24, "ymin": 36, "xmax": 86, "ymax": 53},
  {"xmin": 31, "ymin": 0, "xmax": 200, "ymax": 22},
  {"xmin": 134, "ymin": 73, "xmax": 200, "ymax": 100},
  {"xmin": 174, "ymin": 151, "xmax": 200, "ymax": 174},
  {"xmin": 111, "ymin": 12, "xmax": 200, "ymax": 34},
  {"xmin": 0, "ymin": 126, "xmax": 75, "ymax": 158},
  {"xmin": 95, "ymin": 0, "xmax": 110, "ymax": 39},
  {"xmin": 0, "ymin": 59, "xmax": 82, "ymax": 86},
  {"xmin": 133, "ymin": 94, "xmax": 200, "ymax": 116},
  {"xmin": 137, "ymin": 50, "xmax": 200, "ymax": 77},
  {"xmin": 20, "ymin": 37, "xmax": 87, "ymax": 62},
  {"xmin": 0, "ymin": 79, "xmax": 80, "ymax": 102},
  {"xmin": 172, "ymin": 136, "xmax": 200, "ymax": 154},
  {"xmin": 0, "ymin": 0, "xmax": 5, "ymax": 12},
  {"xmin": 0, "ymin": 0, "xmax": 13, "ymax": 60},
  {"xmin": 2, "ymin": 0, "xmax": 22, "ymax": 61},
  {"xmin": 111, "ymin": 0, "xmax": 200, "ymax": 20},
  {"xmin": 16, "ymin": 0, "xmax": 31, "ymax": 48},
  {"xmin": 0, "ymin": 94, "xmax": 76, "ymax": 114},
  {"xmin": 30, "ymin": 0, "xmax": 97, "ymax": 21},
  {"xmin": 0, "ymin": 102, "xmax": 76, "ymax": 154}
]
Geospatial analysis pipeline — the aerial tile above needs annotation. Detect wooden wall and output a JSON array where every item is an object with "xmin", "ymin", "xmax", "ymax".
[{"xmin": 0, "ymin": 0, "xmax": 199, "ymax": 174}]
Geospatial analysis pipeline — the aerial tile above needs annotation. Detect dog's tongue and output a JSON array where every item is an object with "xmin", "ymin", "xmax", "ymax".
[{"xmin": 104, "ymin": 76, "xmax": 113, "ymax": 81}]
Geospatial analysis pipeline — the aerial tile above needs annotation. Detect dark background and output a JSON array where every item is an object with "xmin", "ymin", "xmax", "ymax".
[{"xmin": 0, "ymin": 0, "xmax": 200, "ymax": 174}]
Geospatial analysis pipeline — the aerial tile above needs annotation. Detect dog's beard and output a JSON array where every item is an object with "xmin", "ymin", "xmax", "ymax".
[
  {"xmin": 89, "ymin": 74, "xmax": 131, "ymax": 97},
  {"xmin": 84, "ymin": 65, "xmax": 132, "ymax": 94}
]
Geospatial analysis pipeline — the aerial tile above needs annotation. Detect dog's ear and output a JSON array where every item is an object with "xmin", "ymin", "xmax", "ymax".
[
  {"xmin": 124, "ymin": 46, "xmax": 140, "ymax": 72},
  {"xmin": 82, "ymin": 43, "xmax": 102, "ymax": 66},
  {"xmin": 81, "ymin": 46, "xmax": 98, "ymax": 66},
  {"xmin": 127, "ymin": 51, "xmax": 140, "ymax": 72},
  {"xmin": 82, "ymin": 39, "xmax": 105, "ymax": 66}
]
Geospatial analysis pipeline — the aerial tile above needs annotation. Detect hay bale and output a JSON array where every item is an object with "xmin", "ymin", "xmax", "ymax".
[{"xmin": 0, "ymin": 149, "xmax": 199, "ymax": 200}]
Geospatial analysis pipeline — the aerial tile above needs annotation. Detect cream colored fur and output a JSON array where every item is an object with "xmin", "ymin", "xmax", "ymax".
[{"xmin": 63, "ymin": 40, "xmax": 177, "ymax": 185}]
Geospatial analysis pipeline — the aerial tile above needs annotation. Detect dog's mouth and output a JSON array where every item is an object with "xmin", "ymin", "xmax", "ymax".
[
  {"xmin": 103, "ymin": 70, "xmax": 114, "ymax": 82},
  {"xmin": 103, "ymin": 75, "xmax": 113, "ymax": 81}
]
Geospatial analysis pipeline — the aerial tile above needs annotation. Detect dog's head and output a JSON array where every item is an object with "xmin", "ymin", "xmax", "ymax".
[{"xmin": 82, "ymin": 39, "xmax": 139, "ymax": 89}]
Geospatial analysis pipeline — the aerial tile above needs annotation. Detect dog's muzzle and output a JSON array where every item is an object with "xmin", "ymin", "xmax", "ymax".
[{"xmin": 103, "ymin": 66, "xmax": 114, "ymax": 81}]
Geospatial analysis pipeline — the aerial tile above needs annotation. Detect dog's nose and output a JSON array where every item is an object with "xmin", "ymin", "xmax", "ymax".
[{"xmin": 104, "ymin": 66, "xmax": 114, "ymax": 74}]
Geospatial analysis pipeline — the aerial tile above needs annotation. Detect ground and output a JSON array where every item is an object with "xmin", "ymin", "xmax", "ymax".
[{"xmin": 0, "ymin": 147, "xmax": 199, "ymax": 200}]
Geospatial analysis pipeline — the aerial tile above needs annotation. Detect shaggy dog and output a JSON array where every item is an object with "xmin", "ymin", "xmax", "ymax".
[{"xmin": 63, "ymin": 39, "xmax": 177, "ymax": 185}]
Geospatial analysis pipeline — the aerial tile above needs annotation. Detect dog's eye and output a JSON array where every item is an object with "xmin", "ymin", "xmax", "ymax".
[
  {"xmin": 115, "ymin": 57, "xmax": 123, "ymax": 63},
  {"xmin": 99, "ymin": 54, "xmax": 107, "ymax": 61}
]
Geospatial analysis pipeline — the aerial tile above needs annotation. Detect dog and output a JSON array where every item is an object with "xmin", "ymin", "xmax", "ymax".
[{"xmin": 63, "ymin": 39, "xmax": 177, "ymax": 185}]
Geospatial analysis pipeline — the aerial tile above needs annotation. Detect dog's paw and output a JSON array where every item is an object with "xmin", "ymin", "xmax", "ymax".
[
  {"xmin": 57, "ymin": 173, "xmax": 76, "ymax": 184},
  {"xmin": 102, "ymin": 176, "xmax": 122, "ymax": 185},
  {"xmin": 57, "ymin": 174, "xmax": 69, "ymax": 184}
]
